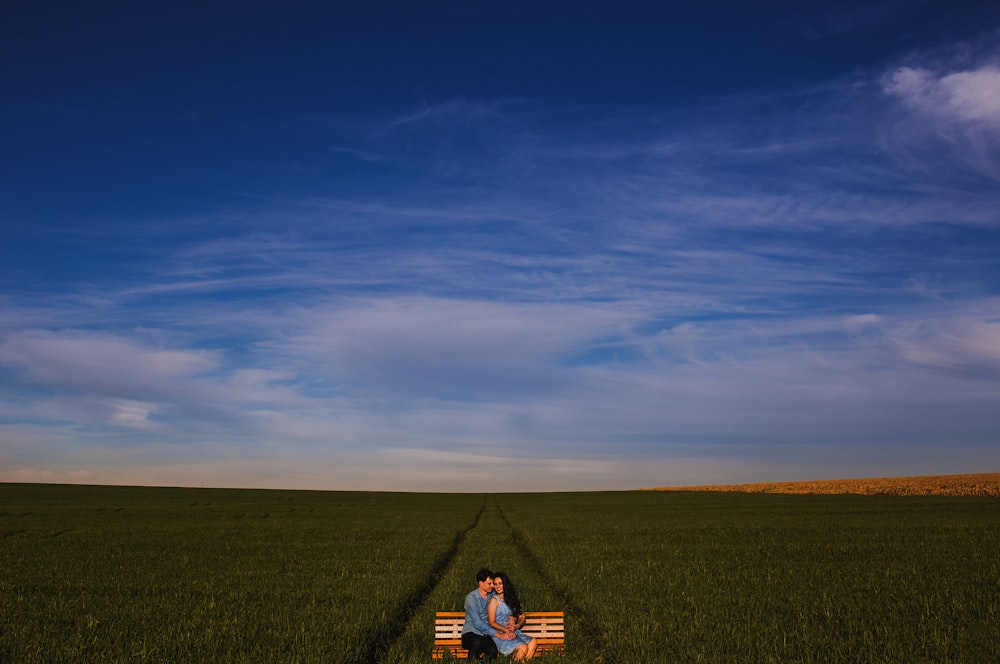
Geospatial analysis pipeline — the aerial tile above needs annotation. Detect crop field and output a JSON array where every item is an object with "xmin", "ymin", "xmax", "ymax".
[
  {"xmin": 2, "ymin": 483, "xmax": 998, "ymax": 663},
  {"xmin": 651, "ymin": 472, "xmax": 1000, "ymax": 496}
]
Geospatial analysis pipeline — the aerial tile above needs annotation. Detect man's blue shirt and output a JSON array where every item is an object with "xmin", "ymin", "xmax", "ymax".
[{"xmin": 461, "ymin": 588, "xmax": 494, "ymax": 636}]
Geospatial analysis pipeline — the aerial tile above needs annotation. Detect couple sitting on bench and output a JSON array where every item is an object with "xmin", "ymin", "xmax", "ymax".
[{"xmin": 461, "ymin": 567, "xmax": 539, "ymax": 661}]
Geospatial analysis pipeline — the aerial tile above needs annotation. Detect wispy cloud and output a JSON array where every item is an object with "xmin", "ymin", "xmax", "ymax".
[
  {"xmin": 0, "ymin": 330, "xmax": 217, "ymax": 392},
  {"xmin": 885, "ymin": 64, "xmax": 1000, "ymax": 128},
  {"xmin": 880, "ymin": 38, "xmax": 1000, "ymax": 182}
]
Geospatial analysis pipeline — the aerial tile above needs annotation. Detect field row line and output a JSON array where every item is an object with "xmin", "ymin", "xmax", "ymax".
[
  {"xmin": 367, "ymin": 495, "xmax": 600, "ymax": 662},
  {"xmin": 492, "ymin": 497, "xmax": 613, "ymax": 663},
  {"xmin": 361, "ymin": 497, "xmax": 489, "ymax": 664}
]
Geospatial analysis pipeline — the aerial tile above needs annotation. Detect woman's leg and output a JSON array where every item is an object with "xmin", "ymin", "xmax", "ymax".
[{"xmin": 524, "ymin": 637, "xmax": 538, "ymax": 659}]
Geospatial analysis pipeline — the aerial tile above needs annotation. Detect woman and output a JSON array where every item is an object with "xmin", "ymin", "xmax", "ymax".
[{"xmin": 487, "ymin": 571, "xmax": 538, "ymax": 661}]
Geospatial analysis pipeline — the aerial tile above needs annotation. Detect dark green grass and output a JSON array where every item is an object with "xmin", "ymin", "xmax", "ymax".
[
  {"xmin": 497, "ymin": 491, "xmax": 1000, "ymax": 663},
  {"xmin": 0, "ymin": 484, "xmax": 482, "ymax": 663},
  {"xmin": 3, "ymin": 484, "xmax": 998, "ymax": 663}
]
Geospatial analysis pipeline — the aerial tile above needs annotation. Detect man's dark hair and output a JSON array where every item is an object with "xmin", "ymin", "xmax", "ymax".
[{"xmin": 475, "ymin": 567, "xmax": 493, "ymax": 582}]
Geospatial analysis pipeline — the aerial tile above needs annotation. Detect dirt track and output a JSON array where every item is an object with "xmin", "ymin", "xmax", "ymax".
[{"xmin": 650, "ymin": 472, "xmax": 1000, "ymax": 497}]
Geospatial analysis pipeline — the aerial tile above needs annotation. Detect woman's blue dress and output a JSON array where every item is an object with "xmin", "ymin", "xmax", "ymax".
[{"xmin": 490, "ymin": 598, "xmax": 533, "ymax": 655}]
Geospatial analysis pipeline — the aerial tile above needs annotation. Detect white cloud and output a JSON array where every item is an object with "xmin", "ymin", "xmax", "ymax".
[
  {"xmin": 882, "ymin": 61, "xmax": 1000, "ymax": 180},
  {"xmin": 841, "ymin": 313, "xmax": 881, "ymax": 334},
  {"xmin": 0, "ymin": 330, "xmax": 217, "ymax": 391},
  {"xmin": 382, "ymin": 99, "xmax": 517, "ymax": 133},
  {"xmin": 107, "ymin": 399, "xmax": 158, "ymax": 430},
  {"xmin": 287, "ymin": 296, "xmax": 636, "ymax": 400},
  {"xmin": 891, "ymin": 314, "xmax": 1000, "ymax": 375},
  {"xmin": 885, "ymin": 65, "xmax": 1000, "ymax": 129},
  {"xmin": 941, "ymin": 67, "xmax": 1000, "ymax": 127}
]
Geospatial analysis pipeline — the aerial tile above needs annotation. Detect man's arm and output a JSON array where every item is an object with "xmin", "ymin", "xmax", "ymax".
[{"xmin": 465, "ymin": 593, "xmax": 494, "ymax": 635}]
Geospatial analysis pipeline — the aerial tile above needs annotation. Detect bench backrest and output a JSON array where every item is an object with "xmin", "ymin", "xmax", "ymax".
[{"xmin": 434, "ymin": 610, "xmax": 565, "ymax": 647}]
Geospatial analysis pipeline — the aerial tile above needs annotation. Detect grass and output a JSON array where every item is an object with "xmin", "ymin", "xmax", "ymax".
[
  {"xmin": 3, "ymin": 483, "xmax": 998, "ymax": 662},
  {"xmin": 499, "ymin": 491, "xmax": 1000, "ymax": 662},
  {"xmin": 1, "ymin": 484, "xmax": 481, "ymax": 663}
]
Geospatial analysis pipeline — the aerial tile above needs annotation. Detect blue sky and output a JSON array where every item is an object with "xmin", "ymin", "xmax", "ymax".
[{"xmin": 3, "ymin": 1, "xmax": 1000, "ymax": 491}]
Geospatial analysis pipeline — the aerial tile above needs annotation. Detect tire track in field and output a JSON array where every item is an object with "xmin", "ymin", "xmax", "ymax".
[
  {"xmin": 360, "ymin": 496, "xmax": 488, "ymax": 664},
  {"xmin": 493, "ymin": 497, "xmax": 617, "ymax": 664}
]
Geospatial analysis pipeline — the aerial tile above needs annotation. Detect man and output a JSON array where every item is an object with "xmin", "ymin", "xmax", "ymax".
[{"xmin": 461, "ymin": 568, "xmax": 513, "ymax": 660}]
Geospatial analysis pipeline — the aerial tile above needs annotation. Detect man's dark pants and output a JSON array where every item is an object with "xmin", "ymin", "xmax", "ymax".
[{"xmin": 461, "ymin": 632, "xmax": 498, "ymax": 660}]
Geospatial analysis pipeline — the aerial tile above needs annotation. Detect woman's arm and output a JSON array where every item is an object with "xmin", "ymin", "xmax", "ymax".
[
  {"xmin": 513, "ymin": 611, "xmax": 526, "ymax": 629},
  {"xmin": 487, "ymin": 597, "xmax": 511, "ymax": 634}
]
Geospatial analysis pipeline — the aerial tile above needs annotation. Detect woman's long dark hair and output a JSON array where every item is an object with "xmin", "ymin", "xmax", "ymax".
[{"xmin": 494, "ymin": 571, "xmax": 524, "ymax": 617}]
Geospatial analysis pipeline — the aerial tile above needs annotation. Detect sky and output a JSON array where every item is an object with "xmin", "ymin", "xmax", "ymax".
[{"xmin": 2, "ymin": 1, "xmax": 1000, "ymax": 492}]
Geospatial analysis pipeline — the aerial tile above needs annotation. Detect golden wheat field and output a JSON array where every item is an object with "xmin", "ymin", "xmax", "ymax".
[{"xmin": 651, "ymin": 472, "xmax": 1000, "ymax": 496}]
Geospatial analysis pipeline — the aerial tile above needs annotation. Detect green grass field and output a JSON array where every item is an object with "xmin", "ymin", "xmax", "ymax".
[{"xmin": 2, "ymin": 484, "xmax": 998, "ymax": 663}]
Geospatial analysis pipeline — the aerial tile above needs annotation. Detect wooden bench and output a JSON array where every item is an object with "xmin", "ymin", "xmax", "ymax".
[{"xmin": 433, "ymin": 611, "xmax": 565, "ymax": 659}]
